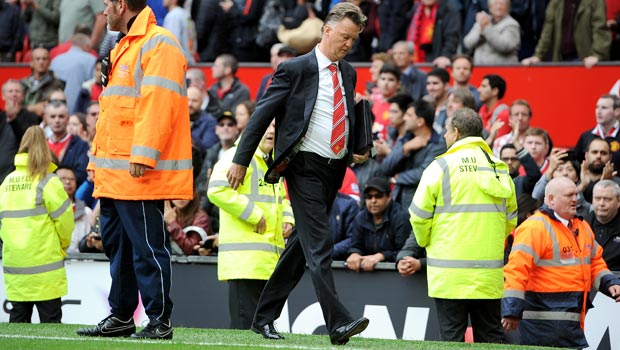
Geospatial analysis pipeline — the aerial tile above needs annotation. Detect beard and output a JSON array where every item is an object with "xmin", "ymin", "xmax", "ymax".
[{"xmin": 589, "ymin": 162, "xmax": 605, "ymax": 174}]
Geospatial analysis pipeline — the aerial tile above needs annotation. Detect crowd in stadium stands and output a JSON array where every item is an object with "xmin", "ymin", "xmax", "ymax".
[{"xmin": 1, "ymin": 0, "xmax": 620, "ymax": 346}]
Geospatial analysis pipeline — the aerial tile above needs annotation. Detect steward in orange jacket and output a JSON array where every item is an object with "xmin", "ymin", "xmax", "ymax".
[{"xmin": 502, "ymin": 178, "xmax": 620, "ymax": 348}]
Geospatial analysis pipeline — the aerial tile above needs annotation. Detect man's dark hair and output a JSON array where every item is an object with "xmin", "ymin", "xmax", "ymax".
[
  {"xmin": 123, "ymin": 0, "xmax": 147, "ymax": 12},
  {"xmin": 413, "ymin": 99, "xmax": 435, "ymax": 129},
  {"xmin": 55, "ymin": 165, "xmax": 77, "ymax": 177},
  {"xmin": 483, "ymin": 74, "xmax": 506, "ymax": 100},
  {"xmin": 500, "ymin": 143, "xmax": 516, "ymax": 155},
  {"xmin": 586, "ymin": 136, "xmax": 610, "ymax": 152},
  {"xmin": 379, "ymin": 63, "xmax": 401, "ymax": 81},
  {"xmin": 450, "ymin": 108, "xmax": 483, "ymax": 138},
  {"xmin": 428, "ymin": 68, "xmax": 450, "ymax": 84},
  {"xmin": 218, "ymin": 54, "xmax": 239, "ymax": 75},
  {"xmin": 387, "ymin": 94, "xmax": 414, "ymax": 113}
]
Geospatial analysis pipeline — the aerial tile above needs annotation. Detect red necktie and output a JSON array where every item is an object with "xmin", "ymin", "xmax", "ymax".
[{"xmin": 328, "ymin": 63, "xmax": 345, "ymax": 154}]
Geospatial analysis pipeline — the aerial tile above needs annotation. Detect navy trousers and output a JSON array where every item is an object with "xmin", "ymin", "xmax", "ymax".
[{"xmin": 100, "ymin": 198, "xmax": 173, "ymax": 321}]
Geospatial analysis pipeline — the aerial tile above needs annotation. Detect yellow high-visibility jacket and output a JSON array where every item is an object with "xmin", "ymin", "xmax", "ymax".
[
  {"xmin": 208, "ymin": 147, "xmax": 294, "ymax": 281},
  {"xmin": 0, "ymin": 153, "xmax": 74, "ymax": 301},
  {"xmin": 410, "ymin": 137, "xmax": 517, "ymax": 299}
]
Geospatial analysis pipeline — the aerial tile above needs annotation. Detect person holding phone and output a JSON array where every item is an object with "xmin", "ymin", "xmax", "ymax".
[{"xmin": 208, "ymin": 120, "xmax": 294, "ymax": 330}]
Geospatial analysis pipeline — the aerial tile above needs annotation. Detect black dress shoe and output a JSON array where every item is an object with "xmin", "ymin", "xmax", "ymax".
[
  {"xmin": 330, "ymin": 317, "xmax": 369, "ymax": 345},
  {"xmin": 251, "ymin": 322, "xmax": 285, "ymax": 340}
]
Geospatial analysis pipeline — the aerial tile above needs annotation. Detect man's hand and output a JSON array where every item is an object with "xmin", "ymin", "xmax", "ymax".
[
  {"xmin": 163, "ymin": 200, "xmax": 176, "ymax": 225},
  {"xmin": 583, "ymin": 56, "xmax": 599, "ymax": 69},
  {"xmin": 521, "ymin": 56, "xmax": 541, "ymax": 66},
  {"xmin": 609, "ymin": 285, "xmax": 620, "ymax": 302},
  {"xmin": 432, "ymin": 56, "xmax": 451, "ymax": 69},
  {"xmin": 397, "ymin": 256, "xmax": 421, "ymax": 276},
  {"xmin": 404, "ymin": 135, "xmax": 429, "ymax": 154},
  {"xmin": 254, "ymin": 216, "xmax": 266, "ymax": 234},
  {"xmin": 282, "ymin": 223, "xmax": 293, "ymax": 239},
  {"xmin": 502, "ymin": 316, "xmax": 519, "ymax": 332},
  {"xmin": 27, "ymin": 101, "xmax": 46, "ymax": 116},
  {"xmin": 602, "ymin": 161, "xmax": 616, "ymax": 180},
  {"xmin": 345, "ymin": 253, "xmax": 363, "ymax": 272},
  {"xmin": 86, "ymin": 233, "xmax": 103, "ymax": 251},
  {"xmin": 129, "ymin": 163, "xmax": 147, "ymax": 177},
  {"xmin": 352, "ymin": 150, "xmax": 369, "ymax": 164},
  {"xmin": 227, "ymin": 164, "xmax": 247, "ymax": 190},
  {"xmin": 361, "ymin": 253, "xmax": 384, "ymax": 271}
]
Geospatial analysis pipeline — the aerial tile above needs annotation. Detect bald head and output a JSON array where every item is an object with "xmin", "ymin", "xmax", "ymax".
[{"xmin": 545, "ymin": 177, "xmax": 578, "ymax": 220}]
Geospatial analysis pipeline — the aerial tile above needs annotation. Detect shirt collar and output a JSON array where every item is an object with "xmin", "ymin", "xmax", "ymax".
[
  {"xmin": 554, "ymin": 211, "xmax": 570, "ymax": 227},
  {"xmin": 315, "ymin": 46, "xmax": 337, "ymax": 71}
]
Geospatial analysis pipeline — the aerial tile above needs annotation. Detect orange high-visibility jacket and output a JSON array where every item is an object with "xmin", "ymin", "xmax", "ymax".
[
  {"xmin": 89, "ymin": 6, "xmax": 193, "ymax": 200},
  {"xmin": 502, "ymin": 208, "xmax": 620, "ymax": 348}
]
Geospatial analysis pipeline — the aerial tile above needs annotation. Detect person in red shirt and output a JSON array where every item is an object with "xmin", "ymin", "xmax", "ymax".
[{"xmin": 478, "ymin": 74, "xmax": 510, "ymax": 145}]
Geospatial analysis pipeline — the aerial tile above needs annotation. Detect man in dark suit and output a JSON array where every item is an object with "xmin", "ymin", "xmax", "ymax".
[{"xmin": 226, "ymin": 3, "xmax": 370, "ymax": 346}]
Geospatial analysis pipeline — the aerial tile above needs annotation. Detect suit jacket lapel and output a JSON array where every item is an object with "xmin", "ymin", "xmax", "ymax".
[
  {"xmin": 341, "ymin": 62, "xmax": 357, "ymax": 137},
  {"xmin": 304, "ymin": 51, "xmax": 319, "ymax": 121}
]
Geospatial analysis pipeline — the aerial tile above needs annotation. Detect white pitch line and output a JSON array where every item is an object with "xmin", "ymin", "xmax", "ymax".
[{"xmin": 0, "ymin": 334, "xmax": 356, "ymax": 350}]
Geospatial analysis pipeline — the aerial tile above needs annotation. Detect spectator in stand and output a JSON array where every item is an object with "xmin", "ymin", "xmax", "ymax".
[
  {"xmin": 502, "ymin": 177, "xmax": 620, "ymax": 348},
  {"xmin": 58, "ymin": 0, "xmax": 106, "ymax": 50},
  {"xmin": 574, "ymin": 94, "xmax": 620, "ymax": 171},
  {"xmin": 51, "ymin": 33, "xmax": 96, "ymax": 114},
  {"xmin": 425, "ymin": 68, "xmax": 450, "ymax": 135},
  {"xmin": 186, "ymin": 68, "xmax": 222, "ymax": 118},
  {"xmin": 20, "ymin": 48, "xmax": 66, "ymax": 117},
  {"xmin": 344, "ymin": 0, "xmax": 379, "ymax": 62},
  {"xmin": 22, "ymin": 0, "xmax": 61, "ymax": 52},
  {"xmin": 345, "ymin": 177, "xmax": 411, "ymax": 271},
  {"xmin": 587, "ymin": 180, "xmax": 620, "ymax": 271},
  {"xmin": 377, "ymin": 0, "xmax": 412, "ymax": 52},
  {"xmin": 50, "ymin": 24, "xmax": 99, "ymax": 60},
  {"xmin": 0, "ymin": 79, "xmax": 40, "ymax": 183},
  {"xmin": 39, "ymin": 88, "xmax": 66, "ymax": 138},
  {"xmin": 531, "ymin": 149, "xmax": 591, "ymax": 217},
  {"xmin": 392, "ymin": 41, "xmax": 427, "ymax": 101},
  {"xmin": 500, "ymin": 142, "xmax": 542, "ymax": 197},
  {"xmin": 577, "ymin": 137, "xmax": 620, "ymax": 203},
  {"xmin": 449, "ymin": 54, "xmax": 479, "ymax": 107},
  {"xmin": 81, "ymin": 58, "xmax": 103, "ymax": 102},
  {"xmin": 521, "ymin": 0, "xmax": 610, "ymax": 68},
  {"xmin": 381, "ymin": 99, "xmax": 446, "ymax": 209},
  {"xmin": 405, "ymin": 0, "xmax": 461, "ymax": 69},
  {"xmin": 493, "ymin": 99, "xmax": 533, "ymax": 156},
  {"xmin": 608, "ymin": 0, "xmax": 620, "ymax": 60},
  {"xmin": 163, "ymin": 0, "xmax": 197, "ymax": 64},
  {"xmin": 363, "ymin": 52, "xmax": 392, "ymax": 100},
  {"xmin": 208, "ymin": 54, "xmax": 251, "ymax": 113},
  {"xmin": 463, "ymin": 0, "xmax": 521, "ymax": 65},
  {"xmin": 370, "ymin": 63, "xmax": 401, "ymax": 140},
  {"xmin": 257, "ymin": 45, "xmax": 298, "ymax": 101},
  {"xmin": 67, "ymin": 112, "xmax": 90, "ymax": 144},
  {"xmin": 56, "ymin": 165, "xmax": 93, "ymax": 253},
  {"xmin": 0, "ymin": 0, "xmax": 24, "ymax": 62},
  {"xmin": 234, "ymin": 100, "xmax": 255, "ymax": 134},
  {"xmin": 208, "ymin": 119, "xmax": 294, "ymax": 329},
  {"xmin": 195, "ymin": 0, "xmax": 231, "ymax": 62},
  {"xmin": 478, "ymin": 74, "xmax": 510, "ymax": 145},
  {"xmin": 445, "ymin": 87, "xmax": 476, "ymax": 127},
  {"xmin": 227, "ymin": 0, "xmax": 270, "ymax": 62},
  {"xmin": 164, "ymin": 189, "xmax": 213, "ymax": 256},
  {"xmin": 522, "ymin": 127, "xmax": 551, "ymax": 174},
  {"xmin": 196, "ymin": 111, "xmax": 240, "ymax": 232},
  {"xmin": 330, "ymin": 190, "xmax": 359, "ymax": 261},
  {"xmin": 84, "ymin": 101, "xmax": 99, "ymax": 143},
  {"xmin": 374, "ymin": 93, "xmax": 414, "ymax": 161},
  {"xmin": 45, "ymin": 101, "xmax": 90, "ymax": 187},
  {"xmin": 510, "ymin": 0, "xmax": 546, "ymax": 60},
  {"xmin": 188, "ymin": 86, "xmax": 218, "ymax": 152}
]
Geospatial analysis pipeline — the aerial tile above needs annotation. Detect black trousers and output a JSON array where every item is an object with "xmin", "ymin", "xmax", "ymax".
[
  {"xmin": 253, "ymin": 152, "xmax": 353, "ymax": 334},
  {"xmin": 228, "ymin": 279, "xmax": 267, "ymax": 330},
  {"xmin": 434, "ymin": 298, "xmax": 504, "ymax": 343},
  {"xmin": 9, "ymin": 298, "xmax": 62, "ymax": 323}
]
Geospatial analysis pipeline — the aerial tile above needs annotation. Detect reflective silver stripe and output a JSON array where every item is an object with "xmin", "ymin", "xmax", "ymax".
[
  {"xmin": 142, "ymin": 76, "xmax": 184, "ymax": 95},
  {"xmin": 507, "ymin": 209, "xmax": 518, "ymax": 221},
  {"xmin": 283, "ymin": 211, "xmax": 294, "ymax": 218},
  {"xmin": 219, "ymin": 242, "xmax": 284, "ymax": 254},
  {"xmin": 477, "ymin": 165, "xmax": 508, "ymax": 175},
  {"xmin": 504, "ymin": 289, "xmax": 525, "ymax": 299},
  {"xmin": 434, "ymin": 203, "xmax": 506, "ymax": 214},
  {"xmin": 101, "ymin": 85, "xmax": 139, "ymax": 98},
  {"xmin": 209, "ymin": 180, "xmax": 230, "ymax": 188},
  {"xmin": 522, "ymin": 310, "xmax": 581, "ymax": 322},
  {"xmin": 239, "ymin": 200, "xmax": 255, "ymax": 221},
  {"xmin": 93, "ymin": 157, "xmax": 192, "ymax": 171},
  {"xmin": 3, "ymin": 260, "xmax": 65, "ymax": 275},
  {"xmin": 427, "ymin": 257, "xmax": 503, "ymax": 268},
  {"xmin": 141, "ymin": 34, "xmax": 183, "ymax": 57},
  {"xmin": 591, "ymin": 239, "xmax": 600, "ymax": 258},
  {"xmin": 537, "ymin": 258, "xmax": 591, "ymax": 267},
  {"xmin": 49, "ymin": 198, "xmax": 71, "ymax": 219},
  {"xmin": 0, "ymin": 206, "xmax": 48, "ymax": 219},
  {"xmin": 410, "ymin": 202, "xmax": 433, "ymax": 219},
  {"xmin": 131, "ymin": 145, "xmax": 161, "ymax": 161},
  {"xmin": 529, "ymin": 216, "xmax": 561, "ymax": 262},
  {"xmin": 246, "ymin": 194, "xmax": 277, "ymax": 203},
  {"xmin": 511, "ymin": 243, "xmax": 540, "ymax": 263},
  {"xmin": 594, "ymin": 270, "xmax": 613, "ymax": 290},
  {"xmin": 437, "ymin": 158, "xmax": 451, "ymax": 206},
  {"xmin": 36, "ymin": 174, "xmax": 55, "ymax": 206}
]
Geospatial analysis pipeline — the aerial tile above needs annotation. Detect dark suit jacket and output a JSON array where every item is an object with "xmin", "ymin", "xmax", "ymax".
[{"xmin": 233, "ymin": 49, "xmax": 359, "ymax": 183}]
